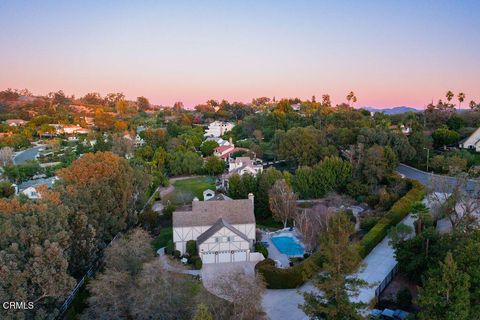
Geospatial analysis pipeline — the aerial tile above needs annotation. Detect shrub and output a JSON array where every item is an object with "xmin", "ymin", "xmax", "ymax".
[
  {"xmin": 165, "ymin": 240, "xmax": 174, "ymax": 255},
  {"xmin": 255, "ymin": 253, "xmax": 323, "ymax": 289},
  {"xmin": 173, "ymin": 250, "xmax": 181, "ymax": 258},
  {"xmin": 396, "ymin": 287, "xmax": 413, "ymax": 310},
  {"xmin": 255, "ymin": 242, "xmax": 269, "ymax": 258},
  {"xmin": 360, "ymin": 216, "xmax": 380, "ymax": 232},
  {"xmin": 358, "ymin": 179, "xmax": 426, "ymax": 258},
  {"xmin": 191, "ymin": 256, "xmax": 203, "ymax": 270},
  {"xmin": 186, "ymin": 240, "xmax": 197, "ymax": 257}
]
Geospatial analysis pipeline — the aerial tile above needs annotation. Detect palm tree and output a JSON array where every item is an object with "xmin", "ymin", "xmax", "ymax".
[
  {"xmin": 446, "ymin": 90, "xmax": 454, "ymax": 102},
  {"xmin": 457, "ymin": 92, "xmax": 465, "ymax": 110},
  {"xmin": 346, "ymin": 91, "xmax": 356, "ymax": 107}
]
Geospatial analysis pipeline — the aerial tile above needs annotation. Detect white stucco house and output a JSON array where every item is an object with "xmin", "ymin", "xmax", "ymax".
[
  {"xmin": 172, "ymin": 193, "xmax": 262, "ymax": 264},
  {"xmin": 204, "ymin": 121, "xmax": 235, "ymax": 138},
  {"xmin": 219, "ymin": 157, "xmax": 263, "ymax": 188},
  {"xmin": 459, "ymin": 127, "xmax": 480, "ymax": 151}
]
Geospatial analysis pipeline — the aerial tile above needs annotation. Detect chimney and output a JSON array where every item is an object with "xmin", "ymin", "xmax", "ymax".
[
  {"xmin": 193, "ymin": 197, "xmax": 199, "ymax": 202},
  {"xmin": 248, "ymin": 193, "xmax": 254, "ymax": 203}
]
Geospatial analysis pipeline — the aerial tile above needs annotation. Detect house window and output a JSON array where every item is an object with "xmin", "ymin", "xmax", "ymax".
[{"xmin": 223, "ymin": 236, "xmax": 229, "ymax": 242}]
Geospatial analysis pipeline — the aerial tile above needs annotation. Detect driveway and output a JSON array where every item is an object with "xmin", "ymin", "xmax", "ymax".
[
  {"xmin": 397, "ymin": 163, "xmax": 479, "ymax": 194},
  {"xmin": 202, "ymin": 261, "xmax": 257, "ymax": 297},
  {"xmin": 262, "ymin": 284, "xmax": 312, "ymax": 320}
]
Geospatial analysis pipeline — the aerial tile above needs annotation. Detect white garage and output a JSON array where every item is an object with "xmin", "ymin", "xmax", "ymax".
[{"xmin": 201, "ymin": 250, "xmax": 250, "ymax": 264}]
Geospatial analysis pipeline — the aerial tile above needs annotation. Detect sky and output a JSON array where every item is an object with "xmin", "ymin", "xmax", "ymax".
[{"xmin": 0, "ymin": 0, "xmax": 479, "ymax": 108}]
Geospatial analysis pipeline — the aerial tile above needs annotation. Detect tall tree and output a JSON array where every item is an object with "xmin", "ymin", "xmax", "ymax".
[
  {"xmin": 446, "ymin": 90, "xmax": 454, "ymax": 102},
  {"xmin": 302, "ymin": 212, "xmax": 366, "ymax": 320},
  {"xmin": 268, "ymin": 179, "xmax": 297, "ymax": 228},
  {"xmin": 457, "ymin": 92, "xmax": 466, "ymax": 110},
  {"xmin": 417, "ymin": 252, "xmax": 470, "ymax": 320},
  {"xmin": 0, "ymin": 190, "xmax": 75, "ymax": 319},
  {"xmin": 136, "ymin": 96, "xmax": 150, "ymax": 111},
  {"xmin": 346, "ymin": 91, "xmax": 357, "ymax": 107}
]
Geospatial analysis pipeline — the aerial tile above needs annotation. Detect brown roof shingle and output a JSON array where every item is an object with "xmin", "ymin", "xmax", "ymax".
[{"xmin": 173, "ymin": 198, "xmax": 254, "ymax": 228}]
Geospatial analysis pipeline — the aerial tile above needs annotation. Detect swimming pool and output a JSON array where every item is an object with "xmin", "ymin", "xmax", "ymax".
[{"xmin": 271, "ymin": 235, "xmax": 304, "ymax": 256}]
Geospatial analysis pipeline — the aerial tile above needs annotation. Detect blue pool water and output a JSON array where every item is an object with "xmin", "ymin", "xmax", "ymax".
[{"xmin": 271, "ymin": 236, "xmax": 304, "ymax": 256}]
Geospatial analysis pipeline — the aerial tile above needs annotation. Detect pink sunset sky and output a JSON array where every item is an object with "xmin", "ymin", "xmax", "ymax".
[{"xmin": 1, "ymin": 1, "xmax": 479, "ymax": 108}]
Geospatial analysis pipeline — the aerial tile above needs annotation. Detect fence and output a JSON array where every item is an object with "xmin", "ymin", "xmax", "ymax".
[
  {"xmin": 374, "ymin": 264, "xmax": 398, "ymax": 297},
  {"xmin": 56, "ymin": 183, "xmax": 162, "ymax": 318},
  {"xmin": 56, "ymin": 233, "xmax": 119, "ymax": 319}
]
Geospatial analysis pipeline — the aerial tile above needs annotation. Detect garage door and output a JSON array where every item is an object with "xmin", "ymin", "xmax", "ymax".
[
  {"xmin": 201, "ymin": 253, "xmax": 215, "ymax": 264},
  {"xmin": 233, "ymin": 251, "xmax": 247, "ymax": 262},
  {"xmin": 218, "ymin": 252, "xmax": 231, "ymax": 263}
]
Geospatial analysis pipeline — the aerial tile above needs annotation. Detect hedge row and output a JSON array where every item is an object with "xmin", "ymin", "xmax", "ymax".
[
  {"xmin": 357, "ymin": 179, "xmax": 427, "ymax": 258},
  {"xmin": 255, "ymin": 253, "xmax": 323, "ymax": 289},
  {"xmin": 257, "ymin": 179, "xmax": 426, "ymax": 289}
]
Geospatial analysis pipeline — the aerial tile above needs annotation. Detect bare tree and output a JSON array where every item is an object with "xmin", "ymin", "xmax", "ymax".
[
  {"xmin": 428, "ymin": 175, "xmax": 480, "ymax": 234},
  {"xmin": 0, "ymin": 147, "xmax": 14, "ymax": 166},
  {"xmin": 268, "ymin": 179, "xmax": 297, "ymax": 228},
  {"xmin": 111, "ymin": 134, "xmax": 134, "ymax": 158},
  {"xmin": 105, "ymin": 228, "xmax": 154, "ymax": 276},
  {"xmin": 215, "ymin": 273, "xmax": 266, "ymax": 320},
  {"xmin": 130, "ymin": 260, "xmax": 197, "ymax": 320},
  {"xmin": 295, "ymin": 204, "xmax": 335, "ymax": 251}
]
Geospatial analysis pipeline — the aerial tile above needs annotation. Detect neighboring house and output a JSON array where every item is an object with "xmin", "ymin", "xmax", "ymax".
[
  {"xmin": 460, "ymin": 127, "xmax": 480, "ymax": 151},
  {"xmin": 291, "ymin": 103, "xmax": 301, "ymax": 112},
  {"xmin": 123, "ymin": 131, "xmax": 145, "ymax": 147},
  {"xmin": 389, "ymin": 124, "xmax": 412, "ymax": 136},
  {"xmin": 203, "ymin": 189, "xmax": 232, "ymax": 201},
  {"xmin": 172, "ymin": 193, "xmax": 261, "ymax": 264},
  {"xmin": 6, "ymin": 119, "xmax": 28, "ymax": 126},
  {"xmin": 203, "ymin": 189, "xmax": 216, "ymax": 201},
  {"xmin": 63, "ymin": 125, "xmax": 89, "ymax": 135},
  {"xmin": 213, "ymin": 144, "xmax": 249, "ymax": 160},
  {"xmin": 219, "ymin": 157, "xmax": 263, "ymax": 188},
  {"xmin": 16, "ymin": 176, "xmax": 58, "ymax": 199},
  {"xmin": 48, "ymin": 124, "xmax": 89, "ymax": 136},
  {"xmin": 204, "ymin": 121, "xmax": 234, "ymax": 138},
  {"xmin": 204, "ymin": 137, "xmax": 232, "ymax": 147}
]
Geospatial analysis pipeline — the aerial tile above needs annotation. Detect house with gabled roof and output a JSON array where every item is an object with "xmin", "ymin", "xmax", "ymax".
[
  {"xmin": 460, "ymin": 127, "xmax": 480, "ymax": 152},
  {"xmin": 172, "ymin": 193, "xmax": 262, "ymax": 264}
]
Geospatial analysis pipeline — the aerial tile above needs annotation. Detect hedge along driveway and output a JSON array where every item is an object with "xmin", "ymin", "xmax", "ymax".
[
  {"xmin": 256, "ymin": 179, "xmax": 427, "ymax": 289},
  {"xmin": 357, "ymin": 179, "xmax": 427, "ymax": 258}
]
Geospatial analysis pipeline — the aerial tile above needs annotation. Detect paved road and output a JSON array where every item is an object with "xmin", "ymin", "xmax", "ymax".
[
  {"xmin": 13, "ymin": 146, "xmax": 44, "ymax": 164},
  {"xmin": 397, "ymin": 163, "xmax": 478, "ymax": 194}
]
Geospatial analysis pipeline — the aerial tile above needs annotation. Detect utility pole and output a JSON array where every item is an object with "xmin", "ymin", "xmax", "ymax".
[{"xmin": 424, "ymin": 147, "xmax": 430, "ymax": 172}]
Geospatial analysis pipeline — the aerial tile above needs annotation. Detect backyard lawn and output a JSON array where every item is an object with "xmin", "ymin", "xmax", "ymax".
[{"xmin": 162, "ymin": 176, "xmax": 215, "ymax": 205}]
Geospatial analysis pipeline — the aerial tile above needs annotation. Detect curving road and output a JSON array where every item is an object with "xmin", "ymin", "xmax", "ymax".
[
  {"xmin": 396, "ymin": 163, "xmax": 479, "ymax": 194},
  {"xmin": 13, "ymin": 146, "xmax": 44, "ymax": 164}
]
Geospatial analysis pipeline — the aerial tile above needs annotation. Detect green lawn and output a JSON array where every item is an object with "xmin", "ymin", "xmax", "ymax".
[
  {"xmin": 152, "ymin": 227, "xmax": 173, "ymax": 251},
  {"xmin": 163, "ymin": 176, "xmax": 215, "ymax": 205}
]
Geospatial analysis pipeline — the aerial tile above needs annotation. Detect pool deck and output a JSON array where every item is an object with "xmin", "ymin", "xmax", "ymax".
[
  {"xmin": 262, "ymin": 231, "xmax": 290, "ymax": 267},
  {"xmin": 262, "ymin": 229, "xmax": 305, "ymax": 267}
]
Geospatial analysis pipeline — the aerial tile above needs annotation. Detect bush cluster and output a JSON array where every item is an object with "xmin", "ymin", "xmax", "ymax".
[
  {"xmin": 255, "ymin": 253, "xmax": 323, "ymax": 289},
  {"xmin": 255, "ymin": 242, "xmax": 269, "ymax": 258},
  {"xmin": 357, "ymin": 179, "xmax": 426, "ymax": 258},
  {"xmin": 186, "ymin": 240, "xmax": 197, "ymax": 257},
  {"xmin": 165, "ymin": 240, "xmax": 174, "ymax": 255}
]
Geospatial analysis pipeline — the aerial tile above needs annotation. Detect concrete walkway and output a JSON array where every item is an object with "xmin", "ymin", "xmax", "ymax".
[{"xmin": 156, "ymin": 248, "xmax": 201, "ymax": 276}]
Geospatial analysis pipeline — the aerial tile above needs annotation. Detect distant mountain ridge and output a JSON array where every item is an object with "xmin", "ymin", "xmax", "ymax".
[{"xmin": 362, "ymin": 106, "xmax": 420, "ymax": 115}]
